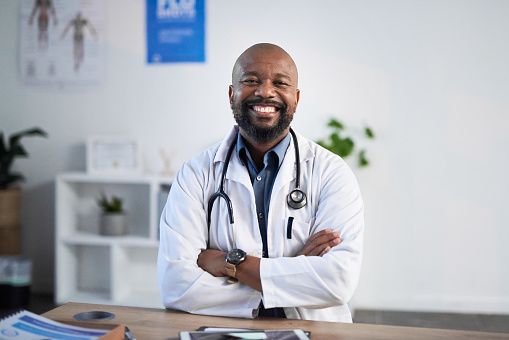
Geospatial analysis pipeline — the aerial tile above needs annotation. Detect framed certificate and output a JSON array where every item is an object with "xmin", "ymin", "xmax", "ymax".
[{"xmin": 87, "ymin": 136, "xmax": 142, "ymax": 175}]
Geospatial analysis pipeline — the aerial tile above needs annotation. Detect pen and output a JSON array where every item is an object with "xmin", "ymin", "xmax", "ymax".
[{"xmin": 124, "ymin": 326, "xmax": 136, "ymax": 340}]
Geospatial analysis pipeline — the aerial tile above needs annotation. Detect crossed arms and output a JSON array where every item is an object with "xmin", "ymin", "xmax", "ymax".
[{"xmin": 197, "ymin": 229, "xmax": 342, "ymax": 292}]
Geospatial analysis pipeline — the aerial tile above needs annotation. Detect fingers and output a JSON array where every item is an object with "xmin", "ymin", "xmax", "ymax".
[
  {"xmin": 197, "ymin": 249, "xmax": 227, "ymax": 277},
  {"xmin": 298, "ymin": 229, "xmax": 341, "ymax": 256},
  {"xmin": 319, "ymin": 246, "xmax": 331, "ymax": 257}
]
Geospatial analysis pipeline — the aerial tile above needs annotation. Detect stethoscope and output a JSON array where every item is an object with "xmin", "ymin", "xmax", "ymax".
[{"xmin": 207, "ymin": 128, "xmax": 307, "ymax": 245}]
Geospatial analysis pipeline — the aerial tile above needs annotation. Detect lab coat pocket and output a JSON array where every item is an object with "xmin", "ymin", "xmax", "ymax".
[{"xmin": 283, "ymin": 217, "xmax": 314, "ymax": 257}]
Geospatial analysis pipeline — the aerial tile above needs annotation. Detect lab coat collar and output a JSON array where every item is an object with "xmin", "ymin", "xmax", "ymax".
[
  {"xmin": 214, "ymin": 125, "xmax": 240, "ymax": 163},
  {"xmin": 214, "ymin": 125, "xmax": 251, "ymax": 188},
  {"xmin": 213, "ymin": 125, "xmax": 314, "ymax": 188}
]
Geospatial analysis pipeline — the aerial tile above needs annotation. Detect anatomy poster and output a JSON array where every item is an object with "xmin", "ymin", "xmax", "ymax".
[
  {"xmin": 146, "ymin": 0, "xmax": 205, "ymax": 63},
  {"xmin": 19, "ymin": 0, "xmax": 104, "ymax": 86}
]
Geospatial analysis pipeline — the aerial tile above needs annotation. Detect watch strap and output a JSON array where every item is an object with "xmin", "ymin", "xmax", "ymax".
[{"xmin": 225, "ymin": 262, "xmax": 236, "ymax": 278}]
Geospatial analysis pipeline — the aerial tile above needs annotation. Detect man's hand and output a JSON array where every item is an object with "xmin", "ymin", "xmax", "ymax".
[
  {"xmin": 298, "ymin": 229, "xmax": 341, "ymax": 256},
  {"xmin": 198, "ymin": 249, "xmax": 262, "ymax": 291},
  {"xmin": 197, "ymin": 249, "xmax": 227, "ymax": 277}
]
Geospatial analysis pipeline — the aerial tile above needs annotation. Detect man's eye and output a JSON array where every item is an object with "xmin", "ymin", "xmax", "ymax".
[
  {"xmin": 243, "ymin": 79, "xmax": 257, "ymax": 83},
  {"xmin": 275, "ymin": 81, "xmax": 289, "ymax": 86}
]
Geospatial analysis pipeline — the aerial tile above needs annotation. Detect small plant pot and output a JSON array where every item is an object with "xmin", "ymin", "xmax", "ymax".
[
  {"xmin": 100, "ymin": 213, "xmax": 127, "ymax": 236},
  {"xmin": 0, "ymin": 188, "xmax": 21, "ymax": 227}
]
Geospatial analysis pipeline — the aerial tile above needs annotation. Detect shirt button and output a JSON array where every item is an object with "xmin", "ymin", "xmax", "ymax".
[
  {"xmin": 258, "ymin": 212, "xmax": 263, "ymax": 219},
  {"xmin": 256, "ymin": 175, "xmax": 262, "ymax": 181}
]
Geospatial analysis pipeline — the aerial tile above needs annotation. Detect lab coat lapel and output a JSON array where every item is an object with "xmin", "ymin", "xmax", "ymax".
[
  {"xmin": 214, "ymin": 126, "xmax": 238, "ymax": 164},
  {"xmin": 226, "ymin": 152, "xmax": 252, "ymax": 189},
  {"xmin": 214, "ymin": 126, "xmax": 252, "ymax": 190},
  {"xmin": 272, "ymin": 130, "xmax": 312, "ymax": 199}
]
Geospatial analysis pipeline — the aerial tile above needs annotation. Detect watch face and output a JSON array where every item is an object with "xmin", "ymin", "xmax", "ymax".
[{"xmin": 227, "ymin": 249, "xmax": 246, "ymax": 265}]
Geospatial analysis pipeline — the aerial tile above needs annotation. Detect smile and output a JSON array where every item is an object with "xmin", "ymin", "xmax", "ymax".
[{"xmin": 251, "ymin": 105, "xmax": 279, "ymax": 113}]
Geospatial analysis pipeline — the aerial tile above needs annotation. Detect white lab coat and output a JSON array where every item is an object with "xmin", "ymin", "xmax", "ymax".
[{"xmin": 157, "ymin": 126, "xmax": 364, "ymax": 322}]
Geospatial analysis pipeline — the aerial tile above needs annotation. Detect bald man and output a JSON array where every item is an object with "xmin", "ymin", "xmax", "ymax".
[{"xmin": 158, "ymin": 43, "xmax": 364, "ymax": 322}]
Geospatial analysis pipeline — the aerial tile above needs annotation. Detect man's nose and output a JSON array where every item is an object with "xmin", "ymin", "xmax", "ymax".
[{"xmin": 254, "ymin": 81, "xmax": 275, "ymax": 98}]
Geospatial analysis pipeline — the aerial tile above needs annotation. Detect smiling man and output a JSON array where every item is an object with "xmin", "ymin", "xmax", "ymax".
[{"xmin": 157, "ymin": 43, "xmax": 364, "ymax": 322}]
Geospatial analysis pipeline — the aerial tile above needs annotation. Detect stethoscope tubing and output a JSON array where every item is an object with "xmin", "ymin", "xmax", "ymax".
[
  {"xmin": 207, "ymin": 136, "xmax": 237, "ymax": 229},
  {"xmin": 206, "ymin": 128, "xmax": 306, "ymax": 247},
  {"xmin": 289, "ymin": 128, "xmax": 301, "ymax": 189}
]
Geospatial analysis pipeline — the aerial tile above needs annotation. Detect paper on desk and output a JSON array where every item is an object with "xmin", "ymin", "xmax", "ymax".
[
  {"xmin": 200, "ymin": 327, "xmax": 250, "ymax": 332},
  {"xmin": 0, "ymin": 310, "xmax": 109, "ymax": 340}
]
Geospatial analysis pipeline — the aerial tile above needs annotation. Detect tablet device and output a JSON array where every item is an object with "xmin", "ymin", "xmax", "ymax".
[{"xmin": 179, "ymin": 328, "xmax": 310, "ymax": 340}]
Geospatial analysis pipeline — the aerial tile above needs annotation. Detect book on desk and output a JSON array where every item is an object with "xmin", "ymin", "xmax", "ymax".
[{"xmin": 0, "ymin": 309, "xmax": 125, "ymax": 340}]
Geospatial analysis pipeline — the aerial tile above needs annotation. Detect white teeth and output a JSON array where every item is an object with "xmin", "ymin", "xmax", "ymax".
[{"xmin": 253, "ymin": 106, "xmax": 276, "ymax": 113}]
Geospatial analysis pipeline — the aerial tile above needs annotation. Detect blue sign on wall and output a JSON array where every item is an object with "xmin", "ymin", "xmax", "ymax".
[{"xmin": 146, "ymin": 0, "xmax": 205, "ymax": 63}]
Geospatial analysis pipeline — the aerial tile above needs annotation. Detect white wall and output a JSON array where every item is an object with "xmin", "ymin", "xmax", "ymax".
[{"xmin": 1, "ymin": 0, "xmax": 509, "ymax": 314}]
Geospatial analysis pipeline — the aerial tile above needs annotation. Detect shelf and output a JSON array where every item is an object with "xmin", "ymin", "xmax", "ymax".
[
  {"xmin": 62, "ymin": 233, "xmax": 159, "ymax": 247},
  {"xmin": 55, "ymin": 172, "xmax": 172, "ymax": 308},
  {"xmin": 58, "ymin": 172, "xmax": 173, "ymax": 185}
]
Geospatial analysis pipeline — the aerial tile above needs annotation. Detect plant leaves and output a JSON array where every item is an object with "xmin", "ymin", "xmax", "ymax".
[
  {"xmin": 365, "ymin": 127, "xmax": 375, "ymax": 139},
  {"xmin": 337, "ymin": 137, "xmax": 355, "ymax": 157},
  {"xmin": 317, "ymin": 118, "xmax": 374, "ymax": 167},
  {"xmin": 1, "ymin": 127, "xmax": 48, "ymax": 189},
  {"xmin": 9, "ymin": 128, "xmax": 48, "ymax": 147},
  {"xmin": 0, "ymin": 133, "xmax": 6, "ymax": 155},
  {"xmin": 330, "ymin": 132, "xmax": 341, "ymax": 144},
  {"xmin": 328, "ymin": 118, "xmax": 344, "ymax": 130},
  {"xmin": 97, "ymin": 192, "xmax": 124, "ymax": 212},
  {"xmin": 359, "ymin": 149, "xmax": 369, "ymax": 167},
  {"xmin": 0, "ymin": 174, "xmax": 25, "ymax": 190},
  {"xmin": 10, "ymin": 144, "xmax": 28, "ymax": 157}
]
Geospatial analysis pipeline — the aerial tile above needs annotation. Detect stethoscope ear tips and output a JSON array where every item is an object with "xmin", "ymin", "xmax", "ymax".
[{"xmin": 287, "ymin": 189, "xmax": 307, "ymax": 209}]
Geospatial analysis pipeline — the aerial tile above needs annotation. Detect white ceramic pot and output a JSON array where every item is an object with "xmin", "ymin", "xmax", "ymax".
[{"xmin": 100, "ymin": 213, "xmax": 127, "ymax": 236}]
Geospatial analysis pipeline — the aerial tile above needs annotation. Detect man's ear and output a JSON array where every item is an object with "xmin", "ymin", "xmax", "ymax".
[
  {"xmin": 228, "ymin": 85, "xmax": 234, "ymax": 109},
  {"xmin": 295, "ymin": 89, "xmax": 301, "ymax": 108}
]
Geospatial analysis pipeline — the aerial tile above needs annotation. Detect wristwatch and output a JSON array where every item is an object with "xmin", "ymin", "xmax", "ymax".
[{"xmin": 225, "ymin": 248, "xmax": 246, "ymax": 283}]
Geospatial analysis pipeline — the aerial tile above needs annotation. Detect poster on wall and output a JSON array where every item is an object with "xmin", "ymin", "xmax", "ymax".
[
  {"xmin": 19, "ymin": 0, "xmax": 104, "ymax": 87},
  {"xmin": 146, "ymin": 0, "xmax": 205, "ymax": 63}
]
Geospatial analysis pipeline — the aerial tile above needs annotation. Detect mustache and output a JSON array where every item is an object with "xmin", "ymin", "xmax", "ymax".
[{"xmin": 242, "ymin": 99, "xmax": 286, "ymax": 110}]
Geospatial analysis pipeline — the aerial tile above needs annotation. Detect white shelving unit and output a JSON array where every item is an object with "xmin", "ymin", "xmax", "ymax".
[{"xmin": 55, "ymin": 172, "xmax": 173, "ymax": 308}]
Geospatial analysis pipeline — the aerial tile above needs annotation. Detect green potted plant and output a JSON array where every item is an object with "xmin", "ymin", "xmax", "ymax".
[
  {"xmin": 97, "ymin": 192, "xmax": 127, "ymax": 236},
  {"xmin": 0, "ymin": 127, "xmax": 48, "ymax": 254},
  {"xmin": 316, "ymin": 118, "xmax": 375, "ymax": 167}
]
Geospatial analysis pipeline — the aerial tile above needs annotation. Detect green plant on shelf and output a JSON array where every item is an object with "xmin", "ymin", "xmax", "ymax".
[{"xmin": 97, "ymin": 193, "xmax": 124, "ymax": 213}]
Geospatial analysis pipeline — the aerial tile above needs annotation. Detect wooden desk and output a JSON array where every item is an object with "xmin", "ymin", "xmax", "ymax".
[{"xmin": 42, "ymin": 303, "xmax": 509, "ymax": 340}]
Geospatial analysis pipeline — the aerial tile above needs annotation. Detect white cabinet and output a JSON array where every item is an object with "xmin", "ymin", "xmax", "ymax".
[{"xmin": 55, "ymin": 172, "xmax": 172, "ymax": 308}]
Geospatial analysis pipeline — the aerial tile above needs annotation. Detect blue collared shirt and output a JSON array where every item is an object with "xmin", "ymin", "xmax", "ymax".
[
  {"xmin": 236, "ymin": 132, "xmax": 291, "ymax": 319},
  {"xmin": 236, "ymin": 132, "xmax": 291, "ymax": 258}
]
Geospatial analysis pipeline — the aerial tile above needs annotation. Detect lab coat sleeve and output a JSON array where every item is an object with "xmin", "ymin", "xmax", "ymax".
[
  {"xmin": 157, "ymin": 157, "xmax": 261, "ymax": 318},
  {"xmin": 260, "ymin": 151, "xmax": 364, "ymax": 309}
]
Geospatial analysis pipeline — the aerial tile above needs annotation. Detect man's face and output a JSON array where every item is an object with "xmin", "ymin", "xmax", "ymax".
[{"xmin": 229, "ymin": 48, "xmax": 300, "ymax": 144}]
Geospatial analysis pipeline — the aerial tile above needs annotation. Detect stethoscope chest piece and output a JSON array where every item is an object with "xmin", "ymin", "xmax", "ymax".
[
  {"xmin": 287, "ymin": 189, "xmax": 307, "ymax": 209},
  {"xmin": 286, "ymin": 128, "xmax": 307, "ymax": 210}
]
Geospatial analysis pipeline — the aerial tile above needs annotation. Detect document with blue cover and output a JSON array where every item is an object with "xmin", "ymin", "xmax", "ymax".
[{"xmin": 0, "ymin": 310, "xmax": 123, "ymax": 340}]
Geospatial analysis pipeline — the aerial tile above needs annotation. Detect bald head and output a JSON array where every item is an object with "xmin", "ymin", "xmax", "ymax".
[{"xmin": 232, "ymin": 43, "xmax": 298, "ymax": 87}]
